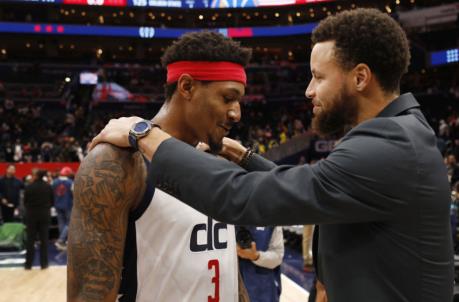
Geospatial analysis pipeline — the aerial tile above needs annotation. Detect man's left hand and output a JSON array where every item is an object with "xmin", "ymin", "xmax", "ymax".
[
  {"xmin": 89, "ymin": 116, "xmax": 143, "ymax": 150},
  {"xmin": 237, "ymin": 242, "xmax": 260, "ymax": 261},
  {"xmin": 89, "ymin": 116, "xmax": 171, "ymax": 160}
]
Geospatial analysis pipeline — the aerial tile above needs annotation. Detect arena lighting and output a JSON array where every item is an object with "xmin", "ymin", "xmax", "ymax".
[
  {"xmin": 0, "ymin": 21, "xmax": 318, "ymax": 38},
  {"xmin": 65, "ymin": 77, "xmax": 71, "ymax": 82},
  {"xmin": 6, "ymin": 0, "xmax": 334, "ymax": 9},
  {"xmin": 431, "ymin": 48, "xmax": 459, "ymax": 66}
]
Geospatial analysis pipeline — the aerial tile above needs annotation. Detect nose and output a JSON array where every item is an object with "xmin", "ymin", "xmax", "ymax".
[
  {"xmin": 228, "ymin": 102, "xmax": 241, "ymax": 123},
  {"xmin": 305, "ymin": 80, "xmax": 315, "ymax": 100}
]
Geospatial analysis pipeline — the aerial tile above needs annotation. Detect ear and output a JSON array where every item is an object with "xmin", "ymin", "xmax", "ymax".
[
  {"xmin": 176, "ymin": 74, "xmax": 195, "ymax": 101},
  {"xmin": 352, "ymin": 63, "xmax": 372, "ymax": 92}
]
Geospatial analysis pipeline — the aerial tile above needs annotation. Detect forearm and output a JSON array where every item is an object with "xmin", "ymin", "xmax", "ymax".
[
  {"xmin": 150, "ymin": 138, "xmax": 317, "ymax": 225},
  {"xmin": 253, "ymin": 250, "xmax": 283, "ymax": 269},
  {"xmin": 68, "ymin": 206, "xmax": 128, "ymax": 302},
  {"xmin": 252, "ymin": 227, "xmax": 284, "ymax": 269},
  {"xmin": 243, "ymin": 153, "xmax": 277, "ymax": 172},
  {"xmin": 150, "ymin": 137, "xmax": 397, "ymax": 226}
]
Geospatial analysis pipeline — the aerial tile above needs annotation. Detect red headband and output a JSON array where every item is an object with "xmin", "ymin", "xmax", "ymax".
[{"xmin": 167, "ymin": 61, "xmax": 247, "ymax": 86}]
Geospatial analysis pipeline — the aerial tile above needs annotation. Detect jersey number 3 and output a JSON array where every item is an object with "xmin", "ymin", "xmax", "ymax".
[{"xmin": 208, "ymin": 259, "xmax": 220, "ymax": 302}]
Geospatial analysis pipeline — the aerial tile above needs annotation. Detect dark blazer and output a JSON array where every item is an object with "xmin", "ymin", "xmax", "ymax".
[
  {"xmin": 0, "ymin": 176, "xmax": 23, "ymax": 207},
  {"xmin": 24, "ymin": 180, "xmax": 53, "ymax": 209},
  {"xmin": 150, "ymin": 93, "xmax": 453, "ymax": 302}
]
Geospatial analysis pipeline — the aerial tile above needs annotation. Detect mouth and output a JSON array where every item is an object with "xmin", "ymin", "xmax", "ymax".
[
  {"xmin": 312, "ymin": 103, "xmax": 322, "ymax": 115},
  {"xmin": 219, "ymin": 125, "xmax": 231, "ymax": 136}
]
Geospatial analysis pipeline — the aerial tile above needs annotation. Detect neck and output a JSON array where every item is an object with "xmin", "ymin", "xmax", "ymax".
[
  {"xmin": 356, "ymin": 90, "xmax": 399, "ymax": 125},
  {"xmin": 152, "ymin": 98, "xmax": 198, "ymax": 146}
]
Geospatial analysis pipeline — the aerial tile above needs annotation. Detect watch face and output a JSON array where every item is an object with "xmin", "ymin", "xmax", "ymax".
[{"xmin": 134, "ymin": 121, "xmax": 150, "ymax": 133}]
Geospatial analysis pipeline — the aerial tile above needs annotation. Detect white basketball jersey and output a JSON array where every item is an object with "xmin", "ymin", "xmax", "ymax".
[{"xmin": 118, "ymin": 185, "xmax": 238, "ymax": 302}]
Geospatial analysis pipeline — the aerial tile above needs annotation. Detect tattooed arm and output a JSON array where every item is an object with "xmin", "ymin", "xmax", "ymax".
[{"xmin": 68, "ymin": 143, "xmax": 146, "ymax": 302}]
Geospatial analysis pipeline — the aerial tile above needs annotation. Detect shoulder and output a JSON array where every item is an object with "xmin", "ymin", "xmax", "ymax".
[
  {"xmin": 81, "ymin": 143, "xmax": 146, "ymax": 175},
  {"xmin": 345, "ymin": 117, "xmax": 410, "ymax": 143},
  {"xmin": 324, "ymin": 117, "xmax": 417, "ymax": 179},
  {"xmin": 76, "ymin": 143, "xmax": 147, "ymax": 210},
  {"xmin": 336, "ymin": 117, "xmax": 413, "ymax": 155}
]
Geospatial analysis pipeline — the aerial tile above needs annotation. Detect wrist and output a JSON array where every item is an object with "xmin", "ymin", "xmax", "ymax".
[
  {"xmin": 235, "ymin": 147, "xmax": 248, "ymax": 164},
  {"xmin": 252, "ymin": 251, "xmax": 260, "ymax": 261},
  {"xmin": 239, "ymin": 147, "xmax": 254, "ymax": 168},
  {"xmin": 138, "ymin": 128, "xmax": 171, "ymax": 161}
]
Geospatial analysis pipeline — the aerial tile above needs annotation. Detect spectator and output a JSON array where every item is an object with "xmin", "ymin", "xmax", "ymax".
[
  {"xmin": 237, "ymin": 226, "xmax": 284, "ymax": 302},
  {"xmin": 0, "ymin": 164, "xmax": 23, "ymax": 222},
  {"xmin": 446, "ymin": 154, "xmax": 459, "ymax": 187},
  {"xmin": 24, "ymin": 169, "xmax": 53, "ymax": 270},
  {"xmin": 52, "ymin": 166, "xmax": 74, "ymax": 250}
]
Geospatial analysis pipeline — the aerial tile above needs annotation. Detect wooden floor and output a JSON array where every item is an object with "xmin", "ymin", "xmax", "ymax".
[
  {"xmin": 0, "ymin": 266, "xmax": 66, "ymax": 302},
  {"xmin": 0, "ymin": 266, "xmax": 307, "ymax": 302}
]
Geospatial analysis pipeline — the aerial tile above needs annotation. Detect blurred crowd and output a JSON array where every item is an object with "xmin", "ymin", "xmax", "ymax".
[{"xmin": 0, "ymin": 64, "xmax": 458, "ymax": 163}]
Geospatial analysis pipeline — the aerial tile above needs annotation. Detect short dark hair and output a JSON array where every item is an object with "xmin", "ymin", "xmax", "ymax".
[
  {"xmin": 36, "ymin": 169, "xmax": 47, "ymax": 180},
  {"xmin": 161, "ymin": 31, "xmax": 252, "ymax": 100},
  {"xmin": 311, "ymin": 8, "xmax": 410, "ymax": 93}
]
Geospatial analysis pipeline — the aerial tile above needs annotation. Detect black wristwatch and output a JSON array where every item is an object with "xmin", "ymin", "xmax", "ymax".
[{"xmin": 129, "ymin": 120, "xmax": 158, "ymax": 151}]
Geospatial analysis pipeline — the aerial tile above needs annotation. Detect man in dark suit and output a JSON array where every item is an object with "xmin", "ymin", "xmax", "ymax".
[
  {"xmin": 90, "ymin": 8, "xmax": 453, "ymax": 302},
  {"xmin": 24, "ymin": 169, "xmax": 53, "ymax": 269},
  {"xmin": 0, "ymin": 164, "xmax": 23, "ymax": 222}
]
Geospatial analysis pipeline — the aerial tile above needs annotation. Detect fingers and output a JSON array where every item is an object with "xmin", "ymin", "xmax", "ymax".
[
  {"xmin": 89, "ymin": 124, "xmax": 109, "ymax": 151},
  {"xmin": 88, "ymin": 134, "xmax": 100, "ymax": 151},
  {"xmin": 196, "ymin": 142, "xmax": 210, "ymax": 152},
  {"xmin": 88, "ymin": 116, "xmax": 141, "ymax": 151}
]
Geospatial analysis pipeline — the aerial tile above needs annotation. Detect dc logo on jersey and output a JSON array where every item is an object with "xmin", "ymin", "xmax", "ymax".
[{"xmin": 190, "ymin": 217, "xmax": 227, "ymax": 252}]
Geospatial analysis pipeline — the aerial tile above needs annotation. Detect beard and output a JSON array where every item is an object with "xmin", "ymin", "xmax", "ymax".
[
  {"xmin": 312, "ymin": 84, "xmax": 359, "ymax": 138},
  {"xmin": 207, "ymin": 136, "xmax": 223, "ymax": 155}
]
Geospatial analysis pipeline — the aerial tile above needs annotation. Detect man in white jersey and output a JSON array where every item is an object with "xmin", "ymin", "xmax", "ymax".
[{"xmin": 67, "ymin": 31, "xmax": 252, "ymax": 302}]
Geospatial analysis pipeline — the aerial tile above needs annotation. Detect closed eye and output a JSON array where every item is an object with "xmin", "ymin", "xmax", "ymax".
[{"xmin": 223, "ymin": 96, "xmax": 237, "ymax": 103}]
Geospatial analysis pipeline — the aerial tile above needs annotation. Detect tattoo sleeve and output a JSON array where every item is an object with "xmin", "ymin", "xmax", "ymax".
[{"xmin": 67, "ymin": 144, "xmax": 146, "ymax": 302}]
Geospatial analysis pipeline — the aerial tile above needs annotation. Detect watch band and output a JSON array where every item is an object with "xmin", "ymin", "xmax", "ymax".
[
  {"xmin": 129, "ymin": 120, "xmax": 162, "ymax": 151},
  {"xmin": 239, "ymin": 147, "xmax": 254, "ymax": 169}
]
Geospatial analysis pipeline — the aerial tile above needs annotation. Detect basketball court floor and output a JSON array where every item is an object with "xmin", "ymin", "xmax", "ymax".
[{"xmin": 0, "ymin": 243, "xmax": 312, "ymax": 302}]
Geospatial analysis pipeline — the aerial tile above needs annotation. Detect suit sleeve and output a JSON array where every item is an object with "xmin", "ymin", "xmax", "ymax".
[
  {"xmin": 150, "ymin": 119, "xmax": 417, "ymax": 225},
  {"xmin": 244, "ymin": 153, "xmax": 277, "ymax": 172}
]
